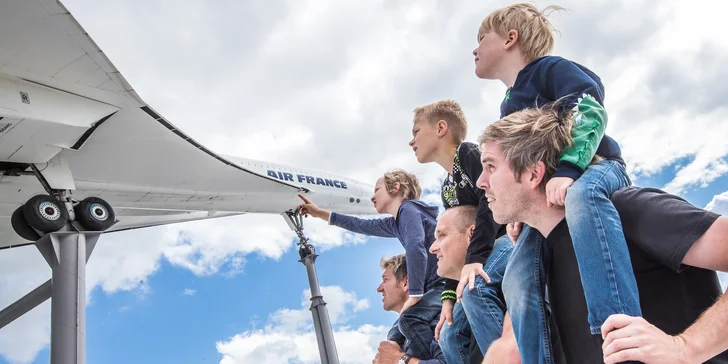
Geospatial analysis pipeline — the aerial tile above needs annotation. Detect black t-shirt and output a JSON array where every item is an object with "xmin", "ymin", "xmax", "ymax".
[
  {"xmin": 545, "ymin": 186, "xmax": 727, "ymax": 363},
  {"xmin": 440, "ymin": 142, "xmax": 503, "ymax": 265}
]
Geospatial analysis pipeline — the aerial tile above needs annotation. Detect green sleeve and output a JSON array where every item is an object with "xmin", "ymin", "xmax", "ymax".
[{"xmin": 560, "ymin": 94, "xmax": 607, "ymax": 171}]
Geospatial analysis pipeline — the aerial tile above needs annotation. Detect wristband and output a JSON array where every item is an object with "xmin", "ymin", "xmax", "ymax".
[{"xmin": 441, "ymin": 289, "xmax": 456, "ymax": 302}]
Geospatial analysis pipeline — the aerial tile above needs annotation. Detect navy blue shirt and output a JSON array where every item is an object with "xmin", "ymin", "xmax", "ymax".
[{"xmin": 500, "ymin": 55, "xmax": 623, "ymax": 179}]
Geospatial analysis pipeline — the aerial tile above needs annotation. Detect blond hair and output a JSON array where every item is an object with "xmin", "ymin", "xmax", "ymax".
[
  {"xmin": 479, "ymin": 3, "xmax": 565, "ymax": 63},
  {"xmin": 413, "ymin": 99, "xmax": 468, "ymax": 144},
  {"xmin": 478, "ymin": 102, "xmax": 573, "ymax": 190},
  {"xmin": 383, "ymin": 169, "xmax": 422, "ymax": 201},
  {"xmin": 381, "ymin": 254, "xmax": 407, "ymax": 282}
]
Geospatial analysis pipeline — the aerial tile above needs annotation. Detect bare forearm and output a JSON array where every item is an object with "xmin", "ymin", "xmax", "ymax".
[{"xmin": 680, "ymin": 288, "xmax": 728, "ymax": 362}]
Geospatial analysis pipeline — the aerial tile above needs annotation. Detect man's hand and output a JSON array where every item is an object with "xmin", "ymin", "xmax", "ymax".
[
  {"xmin": 372, "ymin": 341, "xmax": 405, "ymax": 364},
  {"xmin": 601, "ymin": 314, "xmax": 692, "ymax": 364},
  {"xmin": 456, "ymin": 263, "xmax": 490, "ymax": 300},
  {"xmin": 506, "ymin": 222, "xmax": 522, "ymax": 244},
  {"xmin": 297, "ymin": 194, "xmax": 331, "ymax": 221},
  {"xmin": 434, "ymin": 299, "xmax": 454, "ymax": 340},
  {"xmin": 545, "ymin": 177, "xmax": 574, "ymax": 207},
  {"xmin": 400, "ymin": 296, "xmax": 421, "ymax": 314}
]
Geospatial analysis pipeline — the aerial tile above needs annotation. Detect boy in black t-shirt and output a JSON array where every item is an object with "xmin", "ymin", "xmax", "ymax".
[
  {"xmin": 475, "ymin": 103, "xmax": 728, "ymax": 363},
  {"xmin": 408, "ymin": 99, "xmax": 510, "ymax": 363}
]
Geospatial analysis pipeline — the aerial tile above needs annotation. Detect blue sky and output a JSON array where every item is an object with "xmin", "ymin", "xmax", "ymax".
[{"xmin": 2, "ymin": 0, "xmax": 728, "ymax": 363}]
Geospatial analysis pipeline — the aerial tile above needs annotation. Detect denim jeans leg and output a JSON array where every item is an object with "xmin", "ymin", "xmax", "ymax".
[
  {"xmin": 439, "ymin": 301, "xmax": 471, "ymax": 364},
  {"xmin": 565, "ymin": 159, "xmax": 642, "ymax": 334},
  {"xmin": 503, "ymin": 225, "xmax": 555, "ymax": 364},
  {"xmin": 398, "ymin": 285, "xmax": 444, "ymax": 359},
  {"xmin": 460, "ymin": 235, "xmax": 513, "ymax": 355}
]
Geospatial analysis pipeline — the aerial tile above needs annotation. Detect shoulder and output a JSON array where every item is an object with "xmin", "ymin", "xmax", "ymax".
[{"xmin": 457, "ymin": 142, "xmax": 481, "ymax": 160}]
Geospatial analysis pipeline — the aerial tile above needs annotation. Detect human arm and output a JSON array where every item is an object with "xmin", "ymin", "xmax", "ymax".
[
  {"xmin": 372, "ymin": 340, "xmax": 446, "ymax": 364},
  {"xmin": 545, "ymin": 58, "xmax": 608, "ymax": 181},
  {"xmin": 483, "ymin": 312, "xmax": 521, "ymax": 364},
  {"xmin": 602, "ymin": 187, "xmax": 728, "ymax": 363},
  {"xmin": 299, "ymin": 194, "xmax": 397, "ymax": 238},
  {"xmin": 398, "ymin": 204, "xmax": 430, "ymax": 297}
]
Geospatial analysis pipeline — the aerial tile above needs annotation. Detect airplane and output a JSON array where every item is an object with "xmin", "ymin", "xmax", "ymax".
[{"xmin": 0, "ymin": 1, "xmax": 378, "ymax": 363}]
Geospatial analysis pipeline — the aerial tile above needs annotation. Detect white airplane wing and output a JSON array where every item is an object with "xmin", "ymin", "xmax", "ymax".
[{"xmin": 0, "ymin": 0, "xmax": 368, "ymax": 249}]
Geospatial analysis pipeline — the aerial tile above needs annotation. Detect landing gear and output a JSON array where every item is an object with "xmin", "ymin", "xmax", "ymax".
[
  {"xmin": 5, "ymin": 192, "xmax": 114, "ymax": 364},
  {"xmin": 22, "ymin": 194, "xmax": 68, "ymax": 234},
  {"xmin": 283, "ymin": 210, "xmax": 340, "ymax": 364},
  {"xmin": 74, "ymin": 197, "xmax": 115, "ymax": 231},
  {"xmin": 11, "ymin": 194, "xmax": 115, "ymax": 240}
]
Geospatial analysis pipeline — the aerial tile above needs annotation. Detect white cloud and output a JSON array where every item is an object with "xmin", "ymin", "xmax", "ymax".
[
  {"xmin": 3, "ymin": 0, "xmax": 728, "ymax": 362},
  {"xmin": 216, "ymin": 286, "xmax": 387, "ymax": 364},
  {"xmin": 183, "ymin": 288, "xmax": 197, "ymax": 296}
]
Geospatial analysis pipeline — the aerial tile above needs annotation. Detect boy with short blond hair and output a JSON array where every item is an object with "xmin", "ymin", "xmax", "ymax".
[
  {"xmin": 472, "ymin": 3, "xmax": 641, "ymax": 363},
  {"xmin": 409, "ymin": 99, "xmax": 512, "ymax": 364},
  {"xmin": 297, "ymin": 169, "xmax": 444, "ymax": 361}
]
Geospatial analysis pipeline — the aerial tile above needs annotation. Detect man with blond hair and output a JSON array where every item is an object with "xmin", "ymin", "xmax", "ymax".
[
  {"xmin": 471, "ymin": 3, "xmax": 640, "ymax": 363},
  {"xmin": 475, "ymin": 102, "xmax": 728, "ymax": 363},
  {"xmin": 298, "ymin": 169, "xmax": 445, "ymax": 361}
]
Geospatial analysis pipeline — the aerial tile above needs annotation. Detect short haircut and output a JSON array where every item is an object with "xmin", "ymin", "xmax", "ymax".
[
  {"xmin": 380, "ymin": 254, "xmax": 407, "ymax": 283},
  {"xmin": 443, "ymin": 205, "xmax": 477, "ymax": 234},
  {"xmin": 413, "ymin": 99, "xmax": 468, "ymax": 145},
  {"xmin": 383, "ymin": 169, "xmax": 422, "ymax": 201},
  {"xmin": 478, "ymin": 102, "xmax": 574, "ymax": 190},
  {"xmin": 479, "ymin": 3, "xmax": 565, "ymax": 63}
]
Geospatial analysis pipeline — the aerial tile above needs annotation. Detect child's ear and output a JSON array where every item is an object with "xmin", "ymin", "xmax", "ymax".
[
  {"xmin": 504, "ymin": 29, "xmax": 519, "ymax": 49},
  {"xmin": 390, "ymin": 182, "xmax": 401, "ymax": 195},
  {"xmin": 437, "ymin": 120, "xmax": 449, "ymax": 137}
]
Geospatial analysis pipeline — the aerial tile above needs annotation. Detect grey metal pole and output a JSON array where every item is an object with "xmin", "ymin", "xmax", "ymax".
[
  {"xmin": 49, "ymin": 232, "xmax": 87, "ymax": 364},
  {"xmin": 299, "ymin": 245, "xmax": 340, "ymax": 364}
]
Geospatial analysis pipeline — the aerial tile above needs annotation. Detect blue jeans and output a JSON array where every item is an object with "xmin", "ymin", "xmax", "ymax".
[
  {"xmin": 461, "ymin": 235, "xmax": 513, "ymax": 354},
  {"xmin": 439, "ymin": 301, "xmax": 472, "ymax": 364},
  {"xmin": 388, "ymin": 281, "xmax": 444, "ymax": 359},
  {"xmin": 503, "ymin": 159, "xmax": 643, "ymax": 363},
  {"xmin": 440, "ymin": 235, "xmax": 513, "ymax": 361}
]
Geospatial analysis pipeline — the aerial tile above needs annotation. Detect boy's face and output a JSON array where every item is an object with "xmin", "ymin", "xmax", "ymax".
[
  {"xmin": 371, "ymin": 178, "xmax": 396, "ymax": 214},
  {"xmin": 473, "ymin": 31, "xmax": 509, "ymax": 79},
  {"xmin": 409, "ymin": 117, "xmax": 441, "ymax": 164}
]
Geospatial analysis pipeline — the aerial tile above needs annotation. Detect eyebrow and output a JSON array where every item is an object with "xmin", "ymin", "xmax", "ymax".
[{"xmin": 481, "ymin": 156, "xmax": 495, "ymax": 164}]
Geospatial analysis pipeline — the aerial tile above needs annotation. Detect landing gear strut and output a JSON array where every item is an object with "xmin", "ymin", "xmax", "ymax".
[
  {"xmin": 3, "ymin": 168, "xmax": 117, "ymax": 364},
  {"xmin": 283, "ymin": 210, "xmax": 340, "ymax": 364}
]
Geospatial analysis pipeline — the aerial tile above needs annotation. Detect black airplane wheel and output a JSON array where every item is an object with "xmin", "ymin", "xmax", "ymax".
[
  {"xmin": 22, "ymin": 194, "xmax": 68, "ymax": 234},
  {"xmin": 11, "ymin": 206, "xmax": 41, "ymax": 241},
  {"xmin": 74, "ymin": 197, "xmax": 114, "ymax": 231}
]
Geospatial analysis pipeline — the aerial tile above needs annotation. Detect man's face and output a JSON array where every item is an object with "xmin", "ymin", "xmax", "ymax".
[
  {"xmin": 429, "ymin": 211, "xmax": 470, "ymax": 280},
  {"xmin": 409, "ymin": 117, "xmax": 440, "ymax": 164},
  {"xmin": 376, "ymin": 267, "xmax": 408, "ymax": 312},
  {"xmin": 476, "ymin": 141, "xmax": 531, "ymax": 224},
  {"xmin": 473, "ymin": 31, "xmax": 508, "ymax": 79}
]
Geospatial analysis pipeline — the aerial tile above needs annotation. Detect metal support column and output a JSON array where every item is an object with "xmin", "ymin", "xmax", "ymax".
[
  {"xmin": 34, "ymin": 228, "xmax": 100, "ymax": 364},
  {"xmin": 283, "ymin": 211, "xmax": 340, "ymax": 364}
]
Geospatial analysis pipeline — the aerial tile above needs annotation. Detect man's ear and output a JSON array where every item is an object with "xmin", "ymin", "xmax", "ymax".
[
  {"xmin": 436, "ymin": 120, "xmax": 449, "ymax": 138},
  {"xmin": 525, "ymin": 161, "xmax": 547, "ymax": 189},
  {"xmin": 504, "ymin": 29, "xmax": 519, "ymax": 50},
  {"xmin": 466, "ymin": 225, "xmax": 475, "ymax": 244}
]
